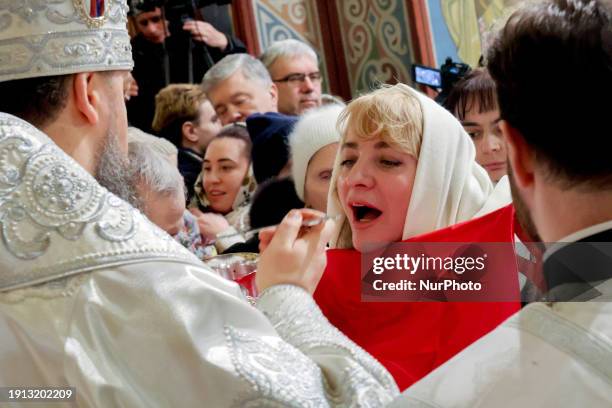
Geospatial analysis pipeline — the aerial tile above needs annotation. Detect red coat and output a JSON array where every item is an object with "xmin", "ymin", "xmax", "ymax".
[{"xmin": 314, "ymin": 205, "xmax": 520, "ymax": 390}]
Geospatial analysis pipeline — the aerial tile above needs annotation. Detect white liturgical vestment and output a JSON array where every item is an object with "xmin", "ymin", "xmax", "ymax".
[
  {"xmin": 391, "ymin": 225, "xmax": 612, "ymax": 407},
  {"xmin": 391, "ymin": 302, "xmax": 612, "ymax": 407},
  {"xmin": 0, "ymin": 113, "xmax": 398, "ymax": 407}
]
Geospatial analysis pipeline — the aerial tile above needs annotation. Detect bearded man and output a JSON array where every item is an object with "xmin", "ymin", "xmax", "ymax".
[
  {"xmin": 392, "ymin": 0, "xmax": 612, "ymax": 406},
  {"xmin": 0, "ymin": 1, "xmax": 397, "ymax": 406}
]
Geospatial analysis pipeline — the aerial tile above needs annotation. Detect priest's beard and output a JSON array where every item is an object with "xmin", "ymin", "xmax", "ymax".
[
  {"xmin": 94, "ymin": 129, "xmax": 140, "ymax": 210},
  {"xmin": 507, "ymin": 165, "xmax": 541, "ymax": 243}
]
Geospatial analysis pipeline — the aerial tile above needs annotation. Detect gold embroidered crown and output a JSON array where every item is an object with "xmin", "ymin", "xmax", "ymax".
[{"xmin": 0, "ymin": 0, "xmax": 133, "ymax": 82}]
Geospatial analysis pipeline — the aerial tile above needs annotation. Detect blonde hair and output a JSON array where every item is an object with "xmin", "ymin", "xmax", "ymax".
[
  {"xmin": 338, "ymin": 83, "xmax": 423, "ymax": 156},
  {"xmin": 330, "ymin": 83, "xmax": 424, "ymax": 249},
  {"xmin": 152, "ymin": 84, "xmax": 208, "ymax": 135}
]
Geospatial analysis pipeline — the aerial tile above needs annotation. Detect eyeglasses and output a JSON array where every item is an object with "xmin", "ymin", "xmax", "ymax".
[
  {"xmin": 273, "ymin": 72, "xmax": 322, "ymax": 85},
  {"xmin": 137, "ymin": 15, "xmax": 162, "ymax": 27}
]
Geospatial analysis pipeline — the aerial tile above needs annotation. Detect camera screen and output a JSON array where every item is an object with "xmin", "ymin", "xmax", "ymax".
[{"xmin": 414, "ymin": 66, "xmax": 442, "ymax": 88}]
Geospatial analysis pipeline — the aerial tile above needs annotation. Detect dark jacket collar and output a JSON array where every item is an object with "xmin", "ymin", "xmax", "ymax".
[{"xmin": 543, "ymin": 227, "xmax": 612, "ymax": 301}]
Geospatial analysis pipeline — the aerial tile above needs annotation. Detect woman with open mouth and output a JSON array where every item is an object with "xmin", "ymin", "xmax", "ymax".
[{"xmin": 314, "ymin": 83, "xmax": 519, "ymax": 391}]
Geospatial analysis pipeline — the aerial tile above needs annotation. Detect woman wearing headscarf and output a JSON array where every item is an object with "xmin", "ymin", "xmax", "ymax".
[
  {"xmin": 190, "ymin": 124, "xmax": 257, "ymax": 253},
  {"xmin": 314, "ymin": 83, "xmax": 519, "ymax": 390}
]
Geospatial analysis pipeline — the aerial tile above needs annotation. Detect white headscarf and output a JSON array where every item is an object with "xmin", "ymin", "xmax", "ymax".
[{"xmin": 327, "ymin": 84, "xmax": 510, "ymax": 249}]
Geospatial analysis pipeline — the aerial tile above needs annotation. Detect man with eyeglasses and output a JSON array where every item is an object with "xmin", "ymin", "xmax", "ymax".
[
  {"xmin": 260, "ymin": 39, "xmax": 323, "ymax": 116},
  {"xmin": 127, "ymin": 0, "xmax": 245, "ymax": 133}
]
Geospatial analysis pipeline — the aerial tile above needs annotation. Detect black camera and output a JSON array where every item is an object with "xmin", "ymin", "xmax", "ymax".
[
  {"xmin": 412, "ymin": 57, "xmax": 471, "ymax": 105},
  {"xmin": 412, "ymin": 64, "xmax": 442, "ymax": 89}
]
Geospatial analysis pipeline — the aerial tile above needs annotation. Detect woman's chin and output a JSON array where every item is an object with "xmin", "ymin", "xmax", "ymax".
[
  {"xmin": 489, "ymin": 168, "xmax": 507, "ymax": 183},
  {"xmin": 352, "ymin": 235, "xmax": 391, "ymax": 253},
  {"xmin": 210, "ymin": 203, "xmax": 231, "ymax": 215}
]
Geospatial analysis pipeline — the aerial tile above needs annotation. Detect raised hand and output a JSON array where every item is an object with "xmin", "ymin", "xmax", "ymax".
[
  {"xmin": 183, "ymin": 20, "xmax": 228, "ymax": 50},
  {"xmin": 256, "ymin": 209, "xmax": 335, "ymax": 294}
]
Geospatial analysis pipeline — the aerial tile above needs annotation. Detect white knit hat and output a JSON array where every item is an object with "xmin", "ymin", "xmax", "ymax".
[
  {"xmin": 289, "ymin": 104, "xmax": 343, "ymax": 201},
  {"xmin": 0, "ymin": 0, "xmax": 132, "ymax": 82}
]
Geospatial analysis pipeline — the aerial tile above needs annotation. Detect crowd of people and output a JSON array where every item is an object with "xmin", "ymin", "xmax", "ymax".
[{"xmin": 0, "ymin": 0, "xmax": 610, "ymax": 406}]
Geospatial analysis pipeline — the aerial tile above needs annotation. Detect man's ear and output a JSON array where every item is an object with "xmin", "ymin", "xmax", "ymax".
[
  {"xmin": 72, "ymin": 72, "xmax": 100, "ymax": 125},
  {"xmin": 182, "ymin": 121, "xmax": 199, "ymax": 143},
  {"xmin": 269, "ymin": 83, "xmax": 278, "ymax": 107},
  {"xmin": 502, "ymin": 120, "xmax": 535, "ymax": 191}
]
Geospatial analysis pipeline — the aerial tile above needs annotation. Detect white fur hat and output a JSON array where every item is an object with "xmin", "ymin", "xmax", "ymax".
[
  {"xmin": 289, "ymin": 104, "xmax": 343, "ymax": 201},
  {"xmin": 0, "ymin": 0, "xmax": 132, "ymax": 82}
]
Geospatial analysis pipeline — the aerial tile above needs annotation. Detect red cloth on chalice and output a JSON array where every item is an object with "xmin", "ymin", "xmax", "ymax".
[{"xmin": 314, "ymin": 205, "xmax": 520, "ymax": 390}]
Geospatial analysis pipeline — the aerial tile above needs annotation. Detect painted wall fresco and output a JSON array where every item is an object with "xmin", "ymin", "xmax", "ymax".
[
  {"xmin": 427, "ymin": 0, "xmax": 461, "ymax": 67},
  {"xmin": 430, "ymin": 0, "xmax": 523, "ymax": 68},
  {"xmin": 251, "ymin": 0, "xmax": 329, "ymax": 91},
  {"xmin": 335, "ymin": 0, "xmax": 414, "ymax": 95},
  {"xmin": 251, "ymin": 0, "xmax": 416, "ymax": 97},
  {"xmin": 243, "ymin": 1, "xmax": 524, "ymax": 98}
]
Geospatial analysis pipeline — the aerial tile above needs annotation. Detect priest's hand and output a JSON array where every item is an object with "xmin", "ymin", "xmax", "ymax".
[{"xmin": 256, "ymin": 209, "xmax": 334, "ymax": 295}]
